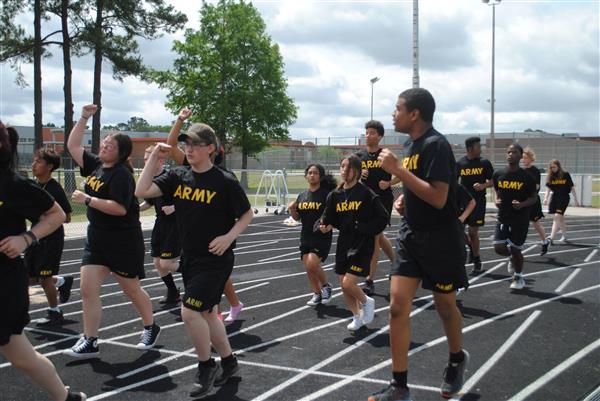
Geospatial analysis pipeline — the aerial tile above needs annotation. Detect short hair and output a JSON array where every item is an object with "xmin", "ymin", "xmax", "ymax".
[
  {"xmin": 399, "ymin": 88, "xmax": 436, "ymax": 123},
  {"xmin": 523, "ymin": 146, "xmax": 536, "ymax": 161},
  {"xmin": 365, "ymin": 120, "xmax": 384, "ymax": 136},
  {"xmin": 465, "ymin": 136, "xmax": 481, "ymax": 150},
  {"xmin": 509, "ymin": 143, "xmax": 523, "ymax": 155},
  {"xmin": 34, "ymin": 148, "xmax": 61, "ymax": 171}
]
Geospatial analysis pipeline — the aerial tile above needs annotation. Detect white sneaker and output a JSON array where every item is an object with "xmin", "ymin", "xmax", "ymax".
[
  {"xmin": 361, "ymin": 296, "xmax": 375, "ymax": 325},
  {"xmin": 347, "ymin": 315, "xmax": 364, "ymax": 331},
  {"xmin": 510, "ymin": 274, "xmax": 525, "ymax": 290},
  {"xmin": 558, "ymin": 235, "xmax": 567, "ymax": 242},
  {"xmin": 507, "ymin": 258, "xmax": 514, "ymax": 275}
]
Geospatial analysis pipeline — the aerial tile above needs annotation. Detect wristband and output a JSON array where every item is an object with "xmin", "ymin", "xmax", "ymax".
[
  {"xmin": 24, "ymin": 230, "xmax": 39, "ymax": 247},
  {"xmin": 81, "ymin": 115, "xmax": 89, "ymax": 120},
  {"xmin": 177, "ymin": 116, "xmax": 185, "ymax": 122},
  {"xmin": 85, "ymin": 195, "xmax": 93, "ymax": 206}
]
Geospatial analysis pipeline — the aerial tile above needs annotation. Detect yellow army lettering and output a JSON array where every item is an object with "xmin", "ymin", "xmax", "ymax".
[
  {"xmin": 497, "ymin": 181, "xmax": 524, "ymax": 190},
  {"xmin": 39, "ymin": 269, "xmax": 53, "ymax": 277},
  {"xmin": 0, "ymin": 201, "xmax": 4, "ymax": 207},
  {"xmin": 85, "ymin": 176, "xmax": 105, "ymax": 192},
  {"xmin": 173, "ymin": 185, "xmax": 217, "ymax": 204},
  {"xmin": 335, "ymin": 200, "xmax": 362, "ymax": 212},
  {"xmin": 161, "ymin": 252, "xmax": 173, "ymax": 258},
  {"xmin": 435, "ymin": 283, "xmax": 454, "ymax": 291},
  {"xmin": 460, "ymin": 168, "xmax": 484, "ymax": 176},
  {"xmin": 362, "ymin": 160, "xmax": 383, "ymax": 169},
  {"xmin": 402, "ymin": 154, "xmax": 419, "ymax": 171},
  {"xmin": 298, "ymin": 202, "xmax": 322, "ymax": 211},
  {"xmin": 350, "ymin": 265, "xmax": 364, "ymax": 273},
  {"xmin": 550, "ymin": 179, "xmax": 567, "ymax": 185},
  {"xmin": 185, "ymin": 297, "xmax": 203, "ymax": 309}
]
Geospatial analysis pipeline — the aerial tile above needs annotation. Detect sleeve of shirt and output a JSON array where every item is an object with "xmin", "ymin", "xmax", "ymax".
[
  {"xmin": 423, "ymin": 139, "xmax": 452, "ymax": 183},
  {"xmin": 80, "ymin": 150, "xmax": 101, "ymax": 177},
  {"xmin": 484, "ymin": 160, "xmax": 494, "ymax": 180},
  {"xmin": 14, "ymin": 177, "xmax": 56, "ymax": 223},
  {"xmin": 321, "ymin": 192, "xmax": 338, "ymax": 229},
  {"xmin": 492, "ymin": 170, "xmax": 500, "ymax": 191},
  {"xmin": 227, "ymin": 175, "xmax": 251, "ymax": 218},
  {"xmin": 50, "ymin": 181, "xmax": 72, "ymax": 214},
  {"xmin": 356, "ymin": 191, "xmax": 388, "ymax": 237},
  {"xmin": 107, "ymin": 168, "xmax": 134, "ymax": 208},
  {"xmin": 566, "ymin": 173, "xmax": 574, "ymax": 189},
  {"xmin": 525, "ymin": 174, "xmax": 536, "ymax": 197},
  {"xmin": 153, "ymin": 169, "xmax": 177, "ymax": 199}
]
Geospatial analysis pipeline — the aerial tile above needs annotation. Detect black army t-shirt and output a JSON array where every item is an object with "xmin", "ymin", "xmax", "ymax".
[
  {"xmin": 295, "ymin": 186, "xmax": 332, "ymax": 242},
  {"xmin": 80, "ymin": 151, "xmax": 140, "ymax": 230},
  {"xmin": 145, "ymin": 169, "xmax": 176, "ymax": 225},
  {"xmin": 456, "ymin": 156, "xmax": 494, "ymax": 200},
  {"xmin": 524, "ymin": 165, "xmax": 542, "ymax": 192},
  {"xmin": 355, "ymin": 148, "xmax": 393, "ymax": 201},
  {"xmin": 0, "ymin": 171, "xmax": 54, "ymax": 266},
  {"xmin": 30, "ymin": 178, "xmax": 72, "ymax": 240},
  {"xmin": 546, "ymin": 172, "xmax": 574, "ymax": 197},
  {"xmin": 457, "ymin": 184, "xmax": 474, "ymax": 217},
  {"xmin": 153, "ymin": 165, "xmax": 251, "ymax": 259},
  {"xmin": 493, "ymin": 167, "xmax": 536, "ymax": 224},
  {"xmin": 402, "ymin": 128, "xmax": 459, "ymax": 230}
]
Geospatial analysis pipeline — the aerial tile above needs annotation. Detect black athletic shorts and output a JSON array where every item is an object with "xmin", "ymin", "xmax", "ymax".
[
  {"xmin": 180, "ymin": 250, "xmax": 234, "ymax": 313},
  {"xmin": 529, "ymin": 196, "xmax": 544, "ymax": 222},
  {"xmin": 150, "ymin": 219, "xmax": 181, "ymax": 259},
  {"xmin": 466, "ymin": 197, "xmax": 486, "ymax": 227},
  {"xmin": 493, "ymin": 220, "xmax": 529, "ymax": 249},
  {"xmin": 334, "ymin": 239, "xmax": 373, "ymax": 278},
  {"xmin": 390, "ymin": 219, "xmax": 468, "ymax": 293},
  {"xmin": 82, "ymin": 226, "xmax": 146, "ymax": 279},
  {"xmin": 549, "ymin": 195, "xmax": 570, "ymax": 215},
  {"xmin": 300, "ymin": 233, "xmax": 332, "ymax": 262},
  {"xmin": 0, "ymin": 258, "xmax": 30, "ymax": 345},
  {"xmin": 25, "ymin": 235, "xmax": 64, "ymax": 278}
]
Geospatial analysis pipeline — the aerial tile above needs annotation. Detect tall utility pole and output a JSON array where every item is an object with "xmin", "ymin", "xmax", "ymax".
[
  {"xmin": 482, "ymin": 0, "xmax": 501, "ymax": 164},
  {"xmin": 370, "ymin": 77, "xmax": 380, "ymax": 120},
  {"xmin": 412, "ymin": 0, "xmax": 419, "ymax": 88}
]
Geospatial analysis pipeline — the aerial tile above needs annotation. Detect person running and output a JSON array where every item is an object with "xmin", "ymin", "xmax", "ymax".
[
  {"xmin": 544, "ymin": 159, "xmax": 580, "ymax": 243},
  {"xmin": 136, "ymin": 123, "xmax": 253, "ymax": 397},
  {"xmin": 456, "ymin": 136, "xmax": 494, "ymax": 275},
  {"xmin": 65, "ymin": 104, "xmax": 160, "ymax": 358},
  {"xmin": 0, "ymin": 123, "xmax": 86, "ymax": 401},
  {"xmin": 369, "ymin": 88, "xmax": 469, "ymax": 401},
  {"xmin": 492, "ymin": 144, "xmax": 537, "ymax": 290},
  {"xmin": 26, "ymin": 148, "xmax": 74, "ymax": 325},
  {"xmin": 355, "ymin": 120, "xmax": 396, "ymax": 296},
  {"xmin": 166, "ymin": 108, "xmax": 245, "ymax": 324},
  {"xmin": 288, "ymin": 163, "xmax": 336, "ymax": 306},
  {"xmin": 320, "ymin": 155, "xmax": 388, "ymax": 331},
  {"xmin": 521, "ymin": 147, "xmax": 550, "ymax": 255},
  {"xmin": 140, "ymin": 145, "xmax": 181, "ymax": 305}
]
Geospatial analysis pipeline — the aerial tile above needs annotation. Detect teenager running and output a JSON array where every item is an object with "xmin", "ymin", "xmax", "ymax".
[
  {"xmin": 320, "ymin": 155, "xmax": 388, "ymax": 331},
  {"xmin": 0, "ymin": 123, "xmax": 86, "ymax": 401},
  {"xmin": 65, "ymin": 104, "xmax": 160, "ymax": 358},
  {"xmin": 166, "ymin": 108, "xmax": 244, "ymax": 324},
  {"xmin": 521, "ymin": 147, "xmax": 550, "ymax": 255},
  {"xmin": 456, "ymin": 136, "xmax": 494, "ymax": 274},
  {"xmin": 370, "ymin": 88, "xmax": 469, "ymax": 401},
  {"xmin": 140, "ymin": 145, "xmax": 181, "ymax": 305},
  {"xmin": 288, "ymin": 163, "xmax": 335, "ymax": 306},
  {"xmin": 136, "ymin": 123, "xmax": 253, "ymax": 397},
  {"xmin": 26, "ymin": 148, "xmax": 74, "ymax": 324},
  {"xmin": 355, "ymin": 120, "xmax": 396, "ymax": 295},
  {"xmin": 544, "ymin": 159, "xmax": 580, "ymax": 243},
  {"xmin": 492, "ymin": 144, "xmax": 537, "ymax": 290}
]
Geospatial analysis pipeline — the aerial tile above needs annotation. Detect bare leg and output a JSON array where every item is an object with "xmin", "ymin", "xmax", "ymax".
[
  {"xmin": 223, "ymin": 278, "xmax": 240, "ymax": 307},
  {"xmin": 432, "ymin": 291, "xmax": 463, "ymax": 354},
  {"xmin": 206, "ymin": 308, "xmax": 233, "ymax": 357},
  {"xmin": 389, "ymin": 276, "xmax": 420, "ymax": 372},
  {"xmin": 340, "ymin": 274, "xmax": 367, "ymax": 315},
  {"xmin": 181, "ymin": 307, "xmax": 211, "ymax": 361},
  {"xmin": 532, "ymin": 220, "xmax": 547, "ymax": 242},
  {"xmin": 80, "ymin": 265, "xmax": 110, "ymax": 337},
  {"xmin": 467, "ymin": 226, "xmax": 480, "ymax": 257},
  {"xmin": 40, "ymin": 277, "xmax": 58, "ymax": 309},
  {"xmin": 114, "ymin": 274, "xmax": 154, "ymax": 326}
]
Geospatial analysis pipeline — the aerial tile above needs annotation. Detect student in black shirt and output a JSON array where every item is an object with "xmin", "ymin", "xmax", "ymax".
[
  {"xmin": 288, "ymin": 163, "xmax": 335, "ymax": 306},
  {"xmin": 370, "ymin": 88, "xmax": 469, "ymax": 401},
  {"xmin": 139, "ymin": 145, "xmax": 181, "ymax": 305},
  {"xmin": 355, "ymin": 120, "xmax": 396, "ymax": 296},
  {"xmin": 544, "ymin": 159, "xmax": 579, "ymax": 243},
  {"xmin": 0, "ymin": 124, "xmax": 86, "ymax": 401},
  {"xmin": 136, "ymin": 122, "xmax": 253, "ymax": 397},
  {"xmin": 492, "ymin": 144, "xmax": 537, "ymax": 290},
  {"xmin": 25, "ymin": 148, "xmax": 74, "ymax": 325},
  {"xmin": 456, "ymin": 136, "xmax": 494, "ymax": 274},
  {"xmin": 522, "ymin": 147, "xmax": 550, "ymax": 255},
  {"xmin": 320, "ymin": 155, "xmax": 388, "ymax": 332},
  {"xmin": 166, "ymin": 108, "xmax": 245, "ymax": 324},
  {"xmin": 65, "ymin": 104, "xmax": 160, "ymax": 359}
]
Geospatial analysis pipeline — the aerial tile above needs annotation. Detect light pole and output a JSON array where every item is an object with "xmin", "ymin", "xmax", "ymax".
[
  {"xmin": 370, "ymin": 77, "xmax": 380, "ymax": 120},
  {"xmin": 482, "ymin": 0, "xmax": 500, "ymax": 165}
]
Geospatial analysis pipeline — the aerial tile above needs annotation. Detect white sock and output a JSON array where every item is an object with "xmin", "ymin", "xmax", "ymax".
[
  {"xmin": 55, "ymin": 276, "xmax": 65, "ymax": 287},
  {"xmin": 48, "ymin": 307, "xmax": 61, "ymax": 312}
]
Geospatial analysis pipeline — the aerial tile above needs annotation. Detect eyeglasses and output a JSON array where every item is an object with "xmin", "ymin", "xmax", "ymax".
[
  {"xmin": 182, "ymin": 141, "xmax": 210, "ymax": 149},
  {"xmin": 100, "ymin": 141, "xmax": 117, "ymax": 150}
]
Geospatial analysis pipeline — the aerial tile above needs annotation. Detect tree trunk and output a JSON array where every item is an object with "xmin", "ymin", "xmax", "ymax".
[
  {"xmin": 241, "ymin": 151, "xmax": 248, "ymax": 190},
  {"xmin": 91, "ymin": 0, "xmax": 104, "ymax": 154},
  {"xmin": 33, "ymin": 0, "xmax": 43, "ymax": 151},
  {"xmin": 61, "ymin": 0, "xmax": 76, "ymax": 192}
]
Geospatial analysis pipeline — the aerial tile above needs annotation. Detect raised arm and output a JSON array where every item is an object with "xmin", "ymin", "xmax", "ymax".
[
  {"xmin": 67, "ymin": 104, "xmax": 97, "ymax": 167},
  {"xmin": 167, "ymin": 108, "xmax": 192, "ymax": 166},
  {"xmin": 136, "ymin": 143, "xmax": 170, "ymax": 199}
]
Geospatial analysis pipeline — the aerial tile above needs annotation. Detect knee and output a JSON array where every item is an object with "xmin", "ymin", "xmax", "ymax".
[
  {"xmin": 494, "ymin": 244, "xmax": 508, "ymax": 255},
  {"xmin": 181, "ymin": 307, "xmax": 198, "ymax": 324},
  {"xmin": 80, "ymin": 282, "xmax": 99, "ymax": 301},
  {"xmin": 389, "ymin": 297, "xmax": 411, "ymax": 320},
  {"xmin": 435, "ymin": 299, "xmax": 458, "ymax": 321},
  {"xmin": 341, "ymin": 279, "xmax": 354, "ymax": 292}
]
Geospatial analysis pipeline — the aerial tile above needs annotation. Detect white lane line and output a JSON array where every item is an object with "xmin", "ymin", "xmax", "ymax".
[
  {"xmin": 452, "ymin": 310, "xmax": 542, "ymax": 400},
  {"xmin": 508, "ymin": 338, "xmax": 600, "ymax": 401},
  {"xmin": 259, "ymin": 250, "xmax": 300, "ymax": 262},
  {"xmin": 236, "ymin": 240, "xmax": 279, "ymax": 251},
  {"xmin": 554, "ymin": 269, "xmax": 581, "ymax": 293},
  {"xmin": 584, "ymin": 248, "xmax": 598, "ymax": 262},
  {"xmin": 521, "ymin": 244, "xmax": 537, "ymax": 254},
  {"xmin": 295, "ymin": 285, "xmax": 600, "ymax": 401}
]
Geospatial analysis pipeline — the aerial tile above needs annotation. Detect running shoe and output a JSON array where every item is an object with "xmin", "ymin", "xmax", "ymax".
[
  {"xmin": 136, "ymin": 324, "xmax": 161, "ymax": 350},
  {"xmin": 361, "ymin": 296, "xmax": 375, "ymax": 325},
  {"xmin": 362, "ymin": 279, "xmax": 375, "ymax": 296},
  {"xmin": 440, "ymin": 349, "xmax": 470, "ymax": 398},
  {"xmin": 64, "ymin": 336, "xmax": 99, "ymax": 359},
  {"xmin": 65, "ymin": 387, "xmax": 87, "ymax": 401},
  {"xmin": 190, "ymin": 363, "xmax": 221, "ymax": 397},
  {"xmin": 59, "ymin": 276, "xmax": 74, "ymax": 303},
  {"xmin": 470, "ymin": 257, "xmax": 483, "ymax": 275},
  {"xmin": 507, "ymin": 257, "xmax": 514, "ymax": 275},
  {"xmin": 368, "ymin": 381, "xmax": 412, "ymax": 401},
  {"xmin": 159, "ymin": 288, "xmax": 181, "ymax": 305},
  {"xmin": 38, "ymin": 309, "xmax": 64, "ymax": 325},
  {"xmin": 215, "ymin": 355, "xmax": 240, "ymax": 386},
  {"xmin": 540, "ymin": 240, "xmax": 549, "ymax": 256},
  {"xmin": 224, "ymin": 302, "xmax": 244, "ymax": 324},
  {"xmin": 510, "ymin": 274, "xmax": 525, "ymax": 290},
  {"xmin": 558, "ymin": 235, "xmax": 567, "ymax": 242},
  {"xmin": 306, "ymin": 293, "xmax": 322, "ymax": 306},
  {"xmin": 347, "ymin": 315, "xmax": 364, "ymax": 331},
  {"xmin": 321, "ymin": 283, "xmax": 333, "ymax": 304}
]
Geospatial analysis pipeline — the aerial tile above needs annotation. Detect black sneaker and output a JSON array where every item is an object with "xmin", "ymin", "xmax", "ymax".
[
  {"xmin": 368, "ymin": 380, "xmax": 412, "ymax": 401},
  {"xmin": 362, "ymin": 279, "xmax": 375, "ymax": 296},
  {"xmin": 540, "ymin": 241, "xmax": 549, "ymax": 256},
  {"xmin": 136, "ymin": 324, "xmax": 161, "ymax": 350},
  {"xmin": 59, "ymin": 276, "xmax": 74, "ymax": 303},
  {"xmin": 159, "ymin": 288, "xmax": 181, "ymax": 305},
  {"xmin": 65, "ymin": 388, "xmax": 87, "ymax": 401},
  {"xmin": 64, "ymin": 336, "xmax": 99, "ymax": 359},
  {"xmin": 321, "ymin": 283, "xmax": 333, "ymax": 304},
  {"xmin": 470, "ymin": 257, "xmax": 483, "ymax": 275},
  {"xmin": 306, "ymin": 292, "xmax": 322, "ymax": 306},
  {"xmin": 440, "ymin": 349, "xmax": 470, "ymax": 398},
  {"xmin": 190, "ymin": 363, "xmax": 221, "ymax": 397},
  {"xmin": 215, "ymin": 355, "xmax": 240, "ymax": 386},
  {"xmin": 38, "ymin": 309, "xmax": 64, "ymax": 325}
]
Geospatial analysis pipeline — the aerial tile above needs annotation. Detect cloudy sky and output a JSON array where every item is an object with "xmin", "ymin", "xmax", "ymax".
[{"xmin": 1, "ymin": 0, "xmax": 598, "ymax": 143}]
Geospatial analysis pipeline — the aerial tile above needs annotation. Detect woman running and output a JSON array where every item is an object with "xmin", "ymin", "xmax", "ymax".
[
  {"xmin": 65, "ymin": 104, "xmax": 160, "ymax": 358},
  {"xmin": 320, "ymin": 155, "xmax": 388, "ymax": 331},
  {"xmin": 0, "ymin": 123, "xmax": 86, "ymax": 401},
  {"xmin": 544, "ymin": 159, "xmax": 580, "ymax": 243},
  {"xmin": 522, "ymin": 147, "xmax": 550, "ymax": 255},
  {"xmin": 288, "ymin": 163, "xmax": 336, "ymax": 306}
]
